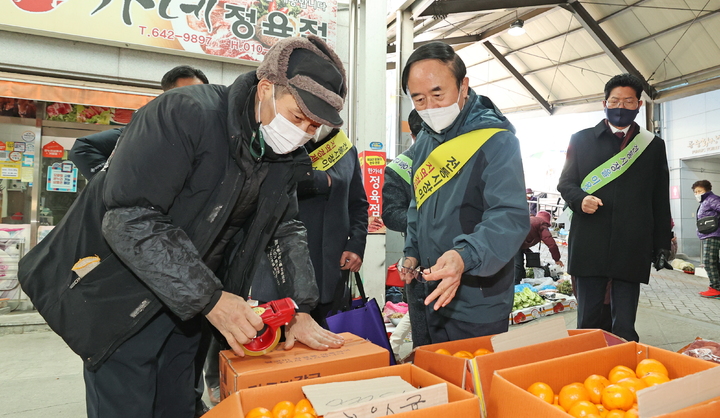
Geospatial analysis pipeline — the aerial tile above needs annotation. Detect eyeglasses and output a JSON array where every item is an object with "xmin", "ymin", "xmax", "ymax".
[
  {"xmin": 606, "ymin": 98, "xmax": 639, "ymax": 108},
  {"xmin": 399, "ymin": 258, "xmax": 432, "ymax": 283}
]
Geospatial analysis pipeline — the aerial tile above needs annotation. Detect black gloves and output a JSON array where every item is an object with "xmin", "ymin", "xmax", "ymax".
[{"xmin": 653, "ymin": 249, "xmax": 673, "ymax": 271}]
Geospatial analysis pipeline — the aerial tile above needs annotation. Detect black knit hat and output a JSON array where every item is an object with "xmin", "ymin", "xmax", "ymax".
[{"xmin": 257, "ymin": 35, "xmax": 347, "ymax": 128}]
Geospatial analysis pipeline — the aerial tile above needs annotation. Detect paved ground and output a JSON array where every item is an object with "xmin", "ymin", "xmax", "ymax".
[{"xmin": 1, "ymin": 251, "xmax": 719, "ymax": 417}]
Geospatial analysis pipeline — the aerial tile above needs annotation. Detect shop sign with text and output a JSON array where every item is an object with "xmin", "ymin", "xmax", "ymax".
[
  {"xmin": 359, "ymin": 150, "xmax": 386, "ymax": 234},
  {"xmin": 2, "ymin": 0, "xmax": 338, "ymax": 64}
]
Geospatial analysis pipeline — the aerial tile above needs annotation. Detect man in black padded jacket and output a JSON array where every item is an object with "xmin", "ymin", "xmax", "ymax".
[{"xmin": 19, "ymin": 35, "xmax": 346, "ymax": 418}]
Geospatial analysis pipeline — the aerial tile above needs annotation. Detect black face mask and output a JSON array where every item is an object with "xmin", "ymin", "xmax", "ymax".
[{"xmin": 605, "ymin": 107, "xmax": 639, "ymax": 128}]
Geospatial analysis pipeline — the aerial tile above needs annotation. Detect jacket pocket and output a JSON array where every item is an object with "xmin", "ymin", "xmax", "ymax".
[{"xmin": 48, "ymin": 253, "xmax": 160, "ymax": 370}]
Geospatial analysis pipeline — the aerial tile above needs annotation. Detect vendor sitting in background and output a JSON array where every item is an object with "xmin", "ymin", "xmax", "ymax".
[{"xmin": 514, "ymin": 210, "xmax": 564, "ymax": 284}]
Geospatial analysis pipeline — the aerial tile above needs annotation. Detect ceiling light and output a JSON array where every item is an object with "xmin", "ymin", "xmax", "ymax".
[{"xmin": 508, "ymin": 19, "xmax": 525, "ymax": 36}]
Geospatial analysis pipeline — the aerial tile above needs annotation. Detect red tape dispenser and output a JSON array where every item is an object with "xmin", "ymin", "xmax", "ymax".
[{"xmin": 242, "ymin": 297, "xmax": 297, "ymax": 356}]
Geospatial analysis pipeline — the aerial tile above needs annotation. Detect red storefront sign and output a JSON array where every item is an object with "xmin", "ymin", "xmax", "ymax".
[{"xmin": 359, "ymin": 151, "xmax": 386, "ymax": 234}]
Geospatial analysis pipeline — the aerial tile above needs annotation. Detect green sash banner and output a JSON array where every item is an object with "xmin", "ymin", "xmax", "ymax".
[
  {"xmin": 387, "ymin": 154, "xmax": 413, "ymax": 185},
  {"xmin": 580, "ymin": 128, "xmax": 655, "ymax": 194}
]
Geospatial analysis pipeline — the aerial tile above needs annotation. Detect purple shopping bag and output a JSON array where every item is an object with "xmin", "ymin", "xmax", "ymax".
[{"xmin": 326, "ymin": 272, "xmax": 396, "ymax": 365}]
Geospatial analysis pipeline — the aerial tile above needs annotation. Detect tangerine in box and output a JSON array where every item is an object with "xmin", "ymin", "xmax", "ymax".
[
  {"xmin": 488, "ymin": 342, "xmax": 719, "ymax": 418},
  {"xmin": 206, "ymin": 364, "xmax": 480, "ymax": 418}
]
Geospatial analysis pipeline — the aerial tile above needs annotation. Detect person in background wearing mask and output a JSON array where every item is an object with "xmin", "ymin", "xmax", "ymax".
[
  {"xmin": 383, "ymin": 109, "xmax": 431, "ymax": 348},
  {"xmin": 69, "ymin": 65, "xmax": 209, "ymax": 180},
  {"xmin": 692, "ymin": 180, "xmax": 720, "ymax": 298},
  {"xmin": 296, "ymin": 127, "xmax": 368, "ymax": 326},
  {"xmin": 19, "ymin": 36, "xmax": 346, "ymax": 418},
  {"xmin": 398, "ymin": 42, "xmax": 529, "ymax": 343},
  {"xmin": 526, "ymin": 188, "xmax": 538, "ymax": 216},
  {"xmin": 558, "ymin": 73, "xmax": 672, "ymax": 342}
]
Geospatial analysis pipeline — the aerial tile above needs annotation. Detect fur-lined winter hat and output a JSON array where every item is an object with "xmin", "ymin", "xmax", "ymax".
[{"xmin": 257, "ymin": 35, "xmax": 347, "ymax": 128}]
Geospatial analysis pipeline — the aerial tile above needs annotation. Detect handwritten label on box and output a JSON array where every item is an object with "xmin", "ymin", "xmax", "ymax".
[
  {"xmin": 324, "ymin": 383, "xmax": 448, "ymax": 418},
  {"xmin": 302, "ymin": 376, "xmax": 449, "ymax": 417}
]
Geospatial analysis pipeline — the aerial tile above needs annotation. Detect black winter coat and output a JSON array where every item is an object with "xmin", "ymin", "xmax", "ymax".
[
  {"xmin": 557, "ymin": 121, "xmax": 672, "ymax": 283},
  {"xmin": 382, "ymin": 143, "xmax": 416, "ymax": 233},
  {"xmin": 69, "ymin": 128, "xmax": 123, "ymax": 180},
  {"xmin": 18, "ymin": 72, "xmax": 318, "ymax": 370},
  {"xmin": 296, "ymin": 137, "xmax": 368, "ymax": 304}
]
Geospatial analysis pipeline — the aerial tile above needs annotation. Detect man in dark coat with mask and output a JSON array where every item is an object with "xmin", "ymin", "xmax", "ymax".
[
  {"xmin": 557, "ymin": 73, "xmax": 672, "ymax": 343},
  {"xmin": 19, "ymin": 35, "xmax": 347, "ymax": 418},
  {"xmin": 293, "ymin": 127, "xmax": 368, "ymax": 327}
]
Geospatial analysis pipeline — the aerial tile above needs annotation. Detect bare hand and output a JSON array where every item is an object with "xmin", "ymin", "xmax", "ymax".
[
  {"xmin": 581, "ymin": 195, "xmax": 603, "ymax": 214},
  {"xmin": 555, "ymin": 260, "xmax": 565, "ymax": 268},
  {"xmin": 422, "ymin": 250, "xmax": 464, "ymax": 310},
  {"xmin": 399, "ymin": 256, "xmax": 419, "ymax": 284},
  {"xmin": 205, "ymin": 291, "xmax": 264, "ymax": 358},
  {"xmin": 340, "ymin": 251, "xmax": 362, "ymax": 272},
  {"xmin": 283, "ymin": 312, "xmax": 345, "ymax": 351},
  {"xmin": 368, "ymin": 217, "xmax": 384, "ymax": 233}
]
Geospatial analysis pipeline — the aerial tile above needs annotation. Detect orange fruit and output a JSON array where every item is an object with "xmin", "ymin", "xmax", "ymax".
[
  {"xmin": 272, "ymin": 400, "xmax": 295, "ymax": 418},
  {"xmin": 527, "ymin": 381, "xmax": 554, "ymax": 404},
  {"xmin": 616, "ymin": 377, "xmax": 647, "ymax": 401},
  {"xmin": 551, "ymin": 403, "xmax": 566, "ymax": 412},
  {"xmin": 568, "ymin": 400, "xmax": 600, "ymax": 417},
  {"xmin": 554, "ymin": 394, "xmax": 560, "ymax": 405},
  {"xmin": 625, "ymin": 408, "xmax": 639, "ymax": 418},
  {"xmin": 294, "ymin": 414, "xmax": 315, "ymax": 418},
  {"xmin": 584, "ymin": 374, "xmax": 611, "ymax": 404},
  {"xmin": 596, "ymin": 403, "xmax": 608, "ymax": 418},
  {"xmin": 452, "ymin": 350, "xmax": 474, "ymax": 359},
  {"xmin": 434, "ymin": 348, "xmax": 451, "ymax": 355},
  {"xmin": 641, "ymin": 371, "xmax": 669, "ymax": 387},
  {"xmin": 294, "ymin": 399, "xmax": 316, "ymax": 417},
  {"xmin": 473, "ymin": 348, "xmax": 492, "ymax": 356},
  {"xmin": 559, "ymin": 382, "xmax": 591, "ymax": 411},
  {"xmin": 245, "ymin": 407, "xmax": 273, "ymax": 418},
  {"xmin": 601, "ymin": 384, "xmax": 634, "ymax": 411},
  {"xmin": 606, "ymin": 411, "xmax": 626, "ymax": 418},
  {"xmin": 635, "ymin": 359, "xmax": 668, "ymax": 378},
  {"xmin": 608, "ymin": 365, "xmax": 636, "ymax": 384}
]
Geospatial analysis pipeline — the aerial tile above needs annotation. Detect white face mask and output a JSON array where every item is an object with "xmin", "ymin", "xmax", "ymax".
[
  {"xmin": 258, "ymin": 85, "xmax": 313, "ymax": 154},
  {"xmin": 417, "ymin": 88, "xmax": 463, "ymax": 133},
  {"xmin": 696, "ymin": 193, "xmax": 703, "ymax": 202},
  {"xmin": 312, "ymin": 125, "xmax": 334, "ymax": 143}
]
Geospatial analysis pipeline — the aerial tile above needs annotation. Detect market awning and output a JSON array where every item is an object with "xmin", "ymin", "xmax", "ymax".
[{"xmin": 0, "ymin": 77, "xmax": 157, "ymax": 109}]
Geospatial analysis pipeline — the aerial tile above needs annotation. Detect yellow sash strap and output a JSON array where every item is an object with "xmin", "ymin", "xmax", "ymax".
[
  {"xmin": 308, "ymin": 130, "xmax": 352, "ymax": 171},
  {"xmin": 414, "ymin": 128, "xmax": 505, "ymax": 208}
]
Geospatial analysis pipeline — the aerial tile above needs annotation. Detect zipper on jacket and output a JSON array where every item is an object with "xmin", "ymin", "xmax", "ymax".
[{"xmin": 69, "ymin": 276, "xmax": 82, "ymax": 289}]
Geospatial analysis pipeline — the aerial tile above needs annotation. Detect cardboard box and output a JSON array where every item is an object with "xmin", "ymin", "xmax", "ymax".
[
  {"xmin": 655, "ymin": 396, "xmax": 720, "ymax": 417},
  {"xmin": 414, "ymin": 327, "xmax": 610, "ymax": 398},
  {"xmin": 489, "ymin": 342, "xmax": 719, "ymax": 418},
  {"xmin": 219, "ymin": 332, "xmax": 389, "ymax": 399},
  {"xmin": 205, "ymin": 364, "xmax": 480, "ymax": 418}
]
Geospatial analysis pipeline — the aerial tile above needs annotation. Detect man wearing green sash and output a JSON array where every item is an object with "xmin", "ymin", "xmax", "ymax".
[
  {"xmin": 558, "ymin": 73, "xmax": 672, "ymax": 342},
  {"xmin": 398, "ymin": 42, "xmax": 529, "ymax": 343},
  {"xmin": 383, "ymin": 110, "xmax": 432, "ymax": 348}
]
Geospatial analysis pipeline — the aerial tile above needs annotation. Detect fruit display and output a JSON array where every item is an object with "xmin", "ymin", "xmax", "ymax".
[
  {"xmin": 434, "ymin": 347, "xmax": 494, "ymax": 357},
  {"xmin": 245, "ymin": 398, "xmax": 317, "ymax": 418},
  {"xmin": 526, "ymin": 358, "xmax": 670, "ymax": 417},
  {"xmin": 513, "ymin": 287, "xmax": 546, "ymax": 311}
]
